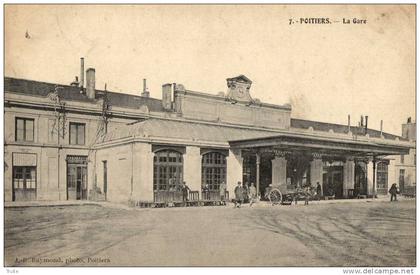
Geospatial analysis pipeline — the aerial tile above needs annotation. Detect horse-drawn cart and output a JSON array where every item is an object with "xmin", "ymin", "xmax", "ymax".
[{"xmin": 264, "ymin": 184, "xmax": 314, "ymax": 205}]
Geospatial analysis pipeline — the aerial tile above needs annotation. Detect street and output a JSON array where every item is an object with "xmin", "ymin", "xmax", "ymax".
[{"xmin": 4, "ymin": 199, "xmax": 416, "ymax": 266}]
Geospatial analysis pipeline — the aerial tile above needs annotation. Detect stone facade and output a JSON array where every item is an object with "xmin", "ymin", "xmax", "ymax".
[{"xmin": 4, "ymin": 74, "xmax": 413, "ymax": 203}]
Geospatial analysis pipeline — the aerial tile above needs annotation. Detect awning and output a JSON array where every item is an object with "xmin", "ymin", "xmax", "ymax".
[{"xmin": 229, "ymin": 133, "xmax": 412, "ymax": 157}]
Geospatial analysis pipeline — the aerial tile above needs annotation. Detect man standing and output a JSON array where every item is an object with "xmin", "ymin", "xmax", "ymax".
[
  {"xmin": 389, "ymin": 183, "xmax": 398, "ymax": 202},
  {"xmin": 249, "ymin": 182, "xmax": 257, "ymax": 207},
  {"xmin": 242, "ymin": 182, "xmax": 249, "ymax": 203},
  {"xmin": 181, "ymin": 181, "xmax": 191, "ymax": 204},
  {"xmin": 316, "ymin": 182, "xmax": 322, "ymax": 201},
  {"xmin": 202, "ymin": 183, "xmax": 210, "ymax": 200},
  {"xmin": 304, "ymin": 184, "xmax": 310, "ymax": 206},
  {"xmin": 234, "ymin": 181, "xmax": 244, "ymax": 208},
  {"xmin": 219, "ymin": 181, "xmax": 227, "ymax": 205}
]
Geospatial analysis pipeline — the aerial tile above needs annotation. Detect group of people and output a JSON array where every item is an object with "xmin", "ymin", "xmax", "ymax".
[
  {"xmin": 168, "ymin": 178, "xmax": 401, "ymax": 206},
  {"xmin": 202, "ymin": 181, "xmax": 227, "ymax": 204},
  {"xmin": 234, "ymin": 181, "xmax": 258, "ymax": 208}
]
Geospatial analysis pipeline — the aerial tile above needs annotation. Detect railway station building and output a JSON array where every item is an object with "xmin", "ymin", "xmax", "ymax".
[{"xmin": 4, "ymin": 60, "xmax": 414, "ymax": 203}]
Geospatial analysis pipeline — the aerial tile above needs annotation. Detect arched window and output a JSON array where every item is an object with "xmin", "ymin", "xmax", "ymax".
[
  {"xmin": 153, "ymin": 150, "xmax": 183, "ymax": 191},
  {"xmin": 202, "ymin": 152, "xmax": 227, "ymax": 190}
]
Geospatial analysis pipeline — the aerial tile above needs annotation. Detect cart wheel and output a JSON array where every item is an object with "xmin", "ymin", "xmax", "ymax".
[{"xmin": 269, "ymin": 189, "xmax": 283, "ymax": 205}]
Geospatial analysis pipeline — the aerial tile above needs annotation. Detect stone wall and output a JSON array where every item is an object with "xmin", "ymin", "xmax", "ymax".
[{"xmin": 175, "ymin": 91, "xmax": 291, "ymax": 130}]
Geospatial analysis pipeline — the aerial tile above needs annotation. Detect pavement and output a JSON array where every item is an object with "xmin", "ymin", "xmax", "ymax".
[
  {"xmin": 4, "ymin": 198, "xmax": 416, "ymax": 267},
  {"xmin": 3, "ymin": 195, "xmax": 413, "ymax": 210}
]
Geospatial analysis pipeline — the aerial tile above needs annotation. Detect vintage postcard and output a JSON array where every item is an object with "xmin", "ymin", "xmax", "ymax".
[{"xmin": 3, "ymin": 4, "xmax": 416, "ymax": 269}]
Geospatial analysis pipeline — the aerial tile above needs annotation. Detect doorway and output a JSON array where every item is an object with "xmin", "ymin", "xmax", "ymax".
[
  {"xmin": 286, "ymin": 154, "xmax": 311, "ymax": 188},
  {"xmin": 12, "ymin": 166, "xmax": 36, "ymax": 201},
  {"xmin": 67, "ymin": 156, "xmax": 88, "ymax": 200},
  {"xmin": 354, "ymin": 162, "xmax": 367, "ymax": 196},
  {"xmin": 322, "ymin": 163, "xmax": 344, "ymax": 198},
  {"xmin": 242, "ymin": 153, "xmax": 272, "ymax": 199}
]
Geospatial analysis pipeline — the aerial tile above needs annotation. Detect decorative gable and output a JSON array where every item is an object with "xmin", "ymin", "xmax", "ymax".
[{"xmin": 226, "ymin": 75, "xmax": 253, "ymax": 104}]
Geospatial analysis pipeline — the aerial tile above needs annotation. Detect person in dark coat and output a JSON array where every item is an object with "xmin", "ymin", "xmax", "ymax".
[
  {"xmin": 181, "ymin": 181, "xmax": 190, "ymax": 203},
  {"xmin": 316, "ymin": 182, "xmax": 322, "ymax": 200},
  {"xmin": 389, "ymin": 183, "xmax": 398, "ymax": 202},
  {"xmin": 234, "ymin": 181, "xmax": 244, "ymax": 208},
  {"xmin": 242, "ymin": 182, "xmax": 249, "ymax": 203}
]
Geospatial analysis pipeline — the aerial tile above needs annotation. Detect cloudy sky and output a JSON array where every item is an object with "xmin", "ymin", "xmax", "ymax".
[{"xmin": 5, "ymin": 5, "xmax": 415, "ymax": 136}]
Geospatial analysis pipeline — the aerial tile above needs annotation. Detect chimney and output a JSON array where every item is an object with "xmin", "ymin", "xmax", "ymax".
[
  {"xmin": 380, "ymin": 120, "xmax": 383, "ymax": 136},
  {"xmin": 70, "ymin": 76, "xmax": 79, "ymax": 87},
  {"xmin": 365, "ymin": 115, "xmax": 368, "ymax": 134},
  {"xmin": 86, "ymin": 68, "xmax": 96, "ymax": 99},
  {"xmin": 162, "ymin": 83, "xmax": 172, "ymax": 110},
  {"xmin": 347, "ymin": 115, "xmax": 351, "ymax": 133},
  {"xmin": 80, "ymin": 57, "xmax": 85, "ymax": 88},
  {"xmin": 141, "ymin": 78, "xmax": 150, "ymax": 97},
  {"xmin": 402, "ymin": 118, "xmax": 416, "ymax": 141}
]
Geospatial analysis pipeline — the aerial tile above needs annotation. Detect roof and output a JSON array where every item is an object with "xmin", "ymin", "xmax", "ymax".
[
  {"xmin": 4, "ymin": 77, "xmax": 407, "ymax": 142},
  {"xmin": 4, "ymin": 77, "xmax": 165, "ymax": 112},
  {"xmin": 290, "ymin": 118, "xmax": 406, "ymax": 141},
  {"xmin": 102, "ymin": 118, "xmax": 278, "ymax": 144}
]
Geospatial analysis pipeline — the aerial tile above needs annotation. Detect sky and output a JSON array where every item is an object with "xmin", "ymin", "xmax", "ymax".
[{"xmin": 5, "ymin": 4, "xmax": 415, "ymax": 136}]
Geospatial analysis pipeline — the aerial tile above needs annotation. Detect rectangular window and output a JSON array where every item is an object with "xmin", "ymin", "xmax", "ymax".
[
  {"xmin": 15, "ymin": 117, "xmax": 34, "ymax": 142},
  {"xmin": 400, "ymin": 155, "xmax": 405, "ymax": 164},
  {"xmin": 69, "ymin": 123, "xmax": 85, "ymax": 145}
]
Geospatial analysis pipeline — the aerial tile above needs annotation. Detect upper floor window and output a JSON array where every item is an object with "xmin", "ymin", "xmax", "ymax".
[
  {"xmin": 400, "ymin": 154, "xmax": 405, "ymax": 164},
  {"xmin": 69, "ymin": 122, "xmax": 85, "ymax": 145},
  {"xmin": 15, "ymin": 117, "xmax": 34, "ymax": 142}
]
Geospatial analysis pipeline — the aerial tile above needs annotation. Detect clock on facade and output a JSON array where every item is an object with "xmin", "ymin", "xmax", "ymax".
[{"xmin": 226, "ymin": 75, "xmax": 253, "ymax": 104}]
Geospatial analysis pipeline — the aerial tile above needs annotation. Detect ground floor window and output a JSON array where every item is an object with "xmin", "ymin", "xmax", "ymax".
[
  {"xmin": 153, "ymin": 150, "xmax": 183, "ymax": 191},
  {"xmin": 202, "ymin": 152, "xmax": 227, "ymax": 190},
  {"xmin": 12, "ymin": 166, "xmax": 36, "ymax": 201}
]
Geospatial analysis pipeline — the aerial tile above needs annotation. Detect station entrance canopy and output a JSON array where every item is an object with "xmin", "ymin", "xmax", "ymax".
[
  {"xmin": 229, "ymin": 131, "xmax": 412, "ymax": 198},
  {"xmin": 228, "ymin": 132, "xmax": 411, "ymax": 158}
]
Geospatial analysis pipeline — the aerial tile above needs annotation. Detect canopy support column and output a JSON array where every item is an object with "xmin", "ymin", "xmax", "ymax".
[
  {"xmin": 372, "ymin": 158, "xmax": 377, "ymax": 198},
  {"xmin": 256, "ymin": 153, "xmax": 261, "ymax": 196}
]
